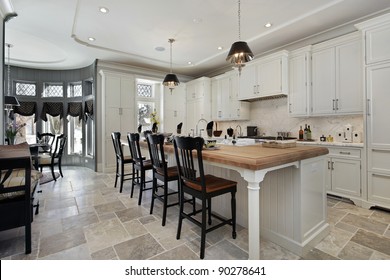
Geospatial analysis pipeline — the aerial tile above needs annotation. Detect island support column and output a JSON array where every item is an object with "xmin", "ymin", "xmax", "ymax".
[{"xmin": 239, "ymin": 169, "xmax": 268, "ymax": 260}]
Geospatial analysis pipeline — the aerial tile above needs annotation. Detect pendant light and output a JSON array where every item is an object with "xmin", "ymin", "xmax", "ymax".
[
  {"xmin": 162, "ymin": 38, "xmax": 180, "ymax": 93},
  {"xmin": 226, "ymin": 0, "xmax": 254, "ymax": 75},
  {"xmin": 4, "ymin": 43, "xmax": 20, "ymax": 120}
]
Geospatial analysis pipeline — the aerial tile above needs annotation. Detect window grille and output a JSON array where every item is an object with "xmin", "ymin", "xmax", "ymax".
[
  {"xmin": 43, "ymin": 83, "xmax": 63, "ymax": 97},
  {"xmin": 137, "ymin": 84, "xmax": 152, "ymax": 98},
  {"xmin": 67, "ymin": 82, "xmax": 82, "ymax": 97},
  {"xmin": 15, "ymin": 82, "xmax": 36, "ymax": 96}
]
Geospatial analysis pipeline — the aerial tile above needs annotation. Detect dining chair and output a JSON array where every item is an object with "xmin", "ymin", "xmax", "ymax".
[
  {"xmin": 111, "ymin": 132, "xmax": 136, "ymax": 193},
  {"xmin": 38, "ymin": 134, "xmax": 67, "ymax": 181},
  {"xmin": 127, "ymin": 133, "xmax": 153, "ymax": 205},
  {"xmin": 146, "ymin": 134, "xmax": 195, "ymax": 226},
  {"xmin": 173, "ymin": 136, "xmax": 237, "ymax": 259},
  {"xmin": 36, "ymin": 132, "xmax": 55, "ymax": 154}
]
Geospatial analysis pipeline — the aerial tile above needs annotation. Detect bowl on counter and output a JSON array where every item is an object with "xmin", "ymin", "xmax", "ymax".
[
  {"xmin": 204, "ymin": 139, "xmax": 217, "ymax": 148},
  {"xmin": 213, "ymin": 130, "xmax": 222, "ymax": 137}
]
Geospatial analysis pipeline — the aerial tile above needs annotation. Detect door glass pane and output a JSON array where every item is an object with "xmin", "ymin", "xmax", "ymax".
[
  {"xmin": 14, "ymin": 114, "xmax": 36, "ymax": 144},
  {"xmin": 85, "ymin": 117, "xmax": 94, "ymax": 157},
  {"xmin": 67, "ymin": 116, "xmax": 82, "ymax": 155},
  {"xmin": 137, "ymin": 102, "xmax": 154, "ymax": 131},
  {"xmin": 43, "ymin": 115, "xmax": 63, "ymax": 135}
]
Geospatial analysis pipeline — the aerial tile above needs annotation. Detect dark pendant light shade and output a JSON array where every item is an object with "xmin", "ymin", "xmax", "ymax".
[
  {"xmin": 226, "ymin": 0, "xmax": 254, "ymax": 75},
  {"xmin": 226, "ymin": 41, "xmax": 254, "ymax": 65},
  {"xmin": 163, "ymin": 38, "xmax": 180, "ymax": 93},
  {"xmin": 163, "ymin": 73, "xmax": 180, "ymax": 87}
]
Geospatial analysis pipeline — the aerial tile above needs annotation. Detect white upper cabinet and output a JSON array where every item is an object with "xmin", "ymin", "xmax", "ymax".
[
  {"xmin": 185, "ymin": 77, "xmax": 211, "ymax": 135},
  {"xmin": 356, "ymin": 13, "xmax": 390, "ymax": 65},
  {"xmin": 212, "ymin": 71, "xmax": 249, "ymax": 121},
  {"xmin": 311, "ymin": 32, "xmax": 363, "ymax": 116},
  {"xmin": 288, "ymin": 46, "xmax": 311, "ymax": 117},
  {"xmin": 238, "ymin": 50, "xmax": 288, "ymax": 100}
]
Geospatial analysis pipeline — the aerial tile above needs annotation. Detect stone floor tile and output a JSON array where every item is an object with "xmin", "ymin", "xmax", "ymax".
[
  {"xmin": 315, "ymin": 226, "xmax": 354, "ymax": 257},
  {"xmin": 40, "ymin": 243, "xmax": 91, "ymax": 260},
  {"xmin": 91, "ymin": 246, "xmax": 118, "ymax": 260},
  {"xmin": 370, "ymin": 250, "xmax": 390, "ymax": 260},
  {"xmin": 341, "ymin": 213, "xmax": 388, "ymax": 235},
  {"xmin": 150, "ymin": 244, "xmax": 199, "ymax": 260},
  {"xmin": 204, "ymin": 240, "xmax": 248, "ymax": 260},
  {"xmin": 350, "ymin": 229, "xmax": 390, "ymax": 256},
  {"xmin": 114, "ymin": 233, "xmax": 164, "ymax": 260},
  {"xmin": 302, "ymin": 248, "xmax": 339, "ymax": 260},
  {"xmin": 337, "ymin": 241, "xmax": 374, "ymax": 260},
  {"xmin": 94, "ymin": 200, "xmax": 126, "ymax": 215}
]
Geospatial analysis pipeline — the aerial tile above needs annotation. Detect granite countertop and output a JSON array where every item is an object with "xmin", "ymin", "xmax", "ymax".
[{"xmin": 296, "ymin": 140, "xmax": 364, "ymax": 148}]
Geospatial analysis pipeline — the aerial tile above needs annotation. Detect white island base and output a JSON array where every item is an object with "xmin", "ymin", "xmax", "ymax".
[{"xmin": 204, "ymin": 156, "xmax": 329, "ymax": 259}]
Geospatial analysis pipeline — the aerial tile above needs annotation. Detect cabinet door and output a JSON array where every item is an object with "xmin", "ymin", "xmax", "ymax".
[
  {"xmin": 164, "ymin": 84, "xmax": 186, "ymax": 133},
  {"xmin": 289, "ymin": 53, "xmax": 309, "ymax": 116},
  {"xmin": 366, "ymin": 62, "xmax": 390, "ymax": 149},
  {"xmin": 331, "ymin": 158, "xmax": 361, "ymax": 197},
  {"xmin": 238, "ymin": 64, "xmax": 256, "ymax": 100},
  {"xmin": 335, "ymin": 39, "xmax": 363, "ymax": 114},
  {"xmin": 365, "ymin": 23, "xmax": 390, "ymax": 64},
  {"xmin": 368, "ymin": 172, "xmax": 390, "ymax": 205},
  {"xmin": 257, "ymin": 58, "xmax": 282, "ymax": 97},
  {"xmin": 311, "ymin": 48, "xmax": 336, "ymax": 115}
]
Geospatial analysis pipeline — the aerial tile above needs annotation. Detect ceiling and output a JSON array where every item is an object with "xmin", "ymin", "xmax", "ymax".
[{"xmin": 5, "ymin": 0, "xmax": 390, "ymax": 78}]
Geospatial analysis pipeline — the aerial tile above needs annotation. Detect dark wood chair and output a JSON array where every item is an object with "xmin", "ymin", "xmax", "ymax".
[
  {"xmin": 146, "ymin": 134, "xmax": 195, "ymax": 226},
  {"xmin": 127, "ymin": 133, "xmax": 153, "ymax": 205},
  {"xmin": 173, "ymin": 136, "xmax": 237, "ymax": 259},
  {"xmin": 36, "ymin": 132, "xmax": 55, "ymax": 154},
  {"xmin": 38, "ymin": 134, "xmax": 67, "ymax": 181},
  {"xmin": 111, "ymin": 132, "xmax": 136, "ymax": 193}
]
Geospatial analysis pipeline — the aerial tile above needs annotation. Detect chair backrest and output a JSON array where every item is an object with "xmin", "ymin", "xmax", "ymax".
[
  {"xmin": 52, "ymin": 134, "xmax": 67, "ymax": 159},
  {"xmin": 146, "ymin": 133, "xmax": 166, "ymax": 175},
  {"xmin": 173, "ymin": 136, "xmax": 204, "ymax": 191},
  {"xmin": 37, "ymin": 132, "xmax": 55, "ymax": 153},
  {"xmin": 111, "ymin": 132, "xmax": 124, "ymax": 161},
  {"xmin": 127, "ymin": 133, "xmax": 144, "ymax": 166}
]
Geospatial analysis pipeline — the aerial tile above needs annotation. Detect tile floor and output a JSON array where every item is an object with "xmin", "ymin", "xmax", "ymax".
[{"xmin": 1, "ymin": 166, "xmax": 389, "ymax": 260}]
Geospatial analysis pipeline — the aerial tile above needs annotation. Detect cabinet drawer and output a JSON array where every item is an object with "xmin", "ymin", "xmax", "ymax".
[
  {"xmin": 368, "ymin": 172, "xmax": 390, "ymax": 205},
  {"xmin": 370, "ymin": 149, "xmax": 390, "ymax": 173},
  {"xmin": 327, "ymin": 147, "xmax": 361, "ymax": 159}
]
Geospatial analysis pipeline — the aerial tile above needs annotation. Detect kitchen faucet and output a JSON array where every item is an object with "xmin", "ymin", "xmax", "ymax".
[
  {"xmin": 196, "ymin": 118, "xmax": 208, "ymax": 137},
  {"xmin": 235, "ymin": 125, "xmax": 242, "ymax": 137}
]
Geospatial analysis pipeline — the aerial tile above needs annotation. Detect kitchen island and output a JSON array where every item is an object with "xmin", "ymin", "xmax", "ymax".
[{"xmin": 141, "ymin": 140, "xmax": 329, "ymax": 259}]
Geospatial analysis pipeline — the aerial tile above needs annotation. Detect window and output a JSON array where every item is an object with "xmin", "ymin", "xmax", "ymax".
[
  {"xmin": 67, "ymin": 116, "xmax": 82, "ymax": 155},
  {"xmin": 136, "ymin": 79, "xmax": 160, "ymax": 131},
  {"xmin": 15, "ymin": 82, "xmax": 36, "ymax": 96},
  {"xmin": 14, "ymin": 114, "xmax": 36, "ymax": 144},
  {"xmin": 67, "ymin": 82, "xmax": 82, "ymax": 97},
  {"xmin": 42, "ymin": 83, "xmax": 63, "ymax": 97},
  {"xmin": 85, "ymin": 117, "xmax": 94, "ymax": 157},
  {"xmin": 43, "ymin": 115, "xmax": 63, "ymax": 135}
]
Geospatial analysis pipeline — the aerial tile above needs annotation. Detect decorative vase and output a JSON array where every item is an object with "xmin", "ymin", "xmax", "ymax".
[{"xmin": 8, "ymin": 136, "xmax": 16, "ymax": 145}]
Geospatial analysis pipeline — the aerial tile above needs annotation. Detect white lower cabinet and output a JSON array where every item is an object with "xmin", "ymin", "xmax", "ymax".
[{"xmin": 324, "ymin": 146, "xmax": 362, "ymax": 203}]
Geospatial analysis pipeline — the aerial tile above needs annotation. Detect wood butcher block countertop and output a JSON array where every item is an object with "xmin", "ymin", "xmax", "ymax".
[{"xmin": 141, "ymin": 141, "xmax": 329, "ymax": 171}]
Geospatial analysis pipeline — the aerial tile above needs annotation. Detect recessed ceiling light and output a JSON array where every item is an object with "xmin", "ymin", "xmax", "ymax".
[
  {"xmin": 99, "ymin": 7, "xmax": 109, "ymax": 13},
  {"xmin": 264, "ymin": 22, "xmax": 272, "ymax": 28},
  {"xmin": 217, "ymin": 46, "xmax": 223, "ymax": 50},
  {"xmin": 155, "ymin": 46, "xmax": 165, "ymax": 52},
  {"xmin": 188, "ymin": 61, "xmax": 192, "ymax": 65},
  {"xmin": 88, "ymin": 37, "xmax": 95, "ymax": 41},
  {"xmin": 192, "ymin": 18, "xmax": 203, "ymax": 24}
]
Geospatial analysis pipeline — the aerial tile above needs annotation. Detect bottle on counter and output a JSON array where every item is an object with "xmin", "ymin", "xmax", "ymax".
[
  {"xmin": 299, "ymin": 126, "xmax": 303, "ymax": 140},
  {"xmin": 307, "ymin": 125, "xmax": 312, "ymax": 140},
  {"xmin": 320, "ymin": 135, "xmax": 326, "ymax": 142},
  {"xmin": 303, "ymin": 124, "xmax": 308, "ymax": 141}
]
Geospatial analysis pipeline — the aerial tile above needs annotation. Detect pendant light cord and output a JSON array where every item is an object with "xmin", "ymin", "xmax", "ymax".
[
  {"xmin": 6, "ymin": 43, "xmax": 12, "ymax": 96},
  {"xmin": 168, "ymin": 39, "xmax": 174, "ymax": 74},
  {"xmin": 238, "ymin": 0, "xmax": 241, "ymax": 40}
]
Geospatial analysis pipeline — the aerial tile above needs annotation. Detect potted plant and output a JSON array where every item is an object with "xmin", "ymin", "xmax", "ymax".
[{"xmin": 5, "ymin": 122, "xmax": 26, "ymax": 144}]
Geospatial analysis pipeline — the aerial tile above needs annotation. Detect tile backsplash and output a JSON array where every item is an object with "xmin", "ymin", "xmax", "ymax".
[{"xmin": 216, "ymin": 97, "xmax": 364, "ymax": 141}]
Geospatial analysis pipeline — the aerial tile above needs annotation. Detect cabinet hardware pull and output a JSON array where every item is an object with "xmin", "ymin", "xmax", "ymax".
[
  {"xmin": 257, "ymin": 85, "xmax": 260, "ymax": 94},
  {"xmin": 332, "ymin": 99, "xmax": 336, "ymax": 110},
  {"xmin": 331, "ymin": 161, "xmax": 334, "ymax": 170},
  {"xmin": 328, "ymin": 161, "xmax": 331, "ymax": 170},
  {"xmin": 253, "ymin": 85, "xmax": 256, "ymax": 94},
  {"xmin": 339, "ymin": 151, "xmax": 351, "ymax": 155},
  {"xmin": 367, "ymin": 99, "xmax": 371, "ymax": 116},
  {"xmin": 335, "ymin": 99, "xmax": 339, "ymax": 110}
]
